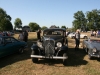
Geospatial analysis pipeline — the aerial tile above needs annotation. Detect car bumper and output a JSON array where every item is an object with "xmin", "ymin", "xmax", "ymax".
[
  {"xmin": 31, "ymin": 55, "xmax": 68, "ymax": 59},
  {"xmin": 89, "ymin": 52, "xmax": 100, "ymax": 58}
]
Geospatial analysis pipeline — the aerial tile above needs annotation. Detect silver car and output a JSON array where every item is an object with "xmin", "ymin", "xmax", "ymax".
[
  {"xmin": 68, "ymin": 32, "xmax": 88, "ymax": 39},
  {"xmin": 82, "ymin": 38, "xmax": 100, "ymax": 59}
]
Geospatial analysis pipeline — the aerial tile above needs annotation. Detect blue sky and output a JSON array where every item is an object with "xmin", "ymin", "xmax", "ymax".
[{"xmin": 0, "ymin": 0, "xmax": 100, "ymax": 28}]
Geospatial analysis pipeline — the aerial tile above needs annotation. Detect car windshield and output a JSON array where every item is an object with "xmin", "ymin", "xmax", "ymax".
[{"xmin": 44, "ymin": 30, "xmax": 63, "ymax": 36}]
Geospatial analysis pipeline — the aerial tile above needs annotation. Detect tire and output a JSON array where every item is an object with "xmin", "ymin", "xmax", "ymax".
[
  {"xmin": 31, "ymin": 50, "xmax": 38, "ymax": 63},
  {"xmin": 19, "ymin": 48, "xmax": 24, "ymax": 54},
  {"xmin": 63, "ymin": 53, "xmax": 68, "ymax": 66},
  {"xmin": 88, "ymin": 54, "xmax": 92, "ymax": 60}
]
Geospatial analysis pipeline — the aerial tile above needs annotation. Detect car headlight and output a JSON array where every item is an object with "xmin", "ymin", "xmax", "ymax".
[
  {"xmin": 92, "ymin": 48, "xmax": 97, "ymax": 52},
  {"xmin": 57, "ymin": 42, "xmax": 62, "ymax": 47},
  {"xmin": 37, "ymin": 42, "xmax": 43, "ymax": 48}
]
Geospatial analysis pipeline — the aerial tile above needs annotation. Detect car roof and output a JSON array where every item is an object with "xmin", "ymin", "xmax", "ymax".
[{"xmin": 43, "ymin": 28, "xmax": 66, "ymax": 32}]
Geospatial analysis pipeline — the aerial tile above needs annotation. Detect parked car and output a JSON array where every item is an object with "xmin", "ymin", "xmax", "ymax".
[
  {"xmin": 68, "ymin": 32, "xmax": 88, "ymax": 39},
  {"xmin": 31, "ymin": 28, "xmax": 68, "ymax": 66},
  {"xmin": 9, "ymin": 31, "xmax": 15, "ymax": 35},
  {"xmin": 82, "ymin": 38, "xmax": 100, "ymax": 59},
  {"xmin": 0, "ymin": 36, "xmax": 27, "ymax": 58}
]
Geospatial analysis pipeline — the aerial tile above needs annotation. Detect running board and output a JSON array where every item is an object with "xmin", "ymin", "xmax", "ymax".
[{"xmin": 31, "ymin": 55, "xmax": 68, "ymax": 59}]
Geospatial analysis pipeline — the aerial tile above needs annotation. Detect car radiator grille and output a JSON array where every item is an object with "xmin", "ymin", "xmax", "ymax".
[{"xmin": 44, "ymin": 39, "xmax": 55, "ymax": 57}]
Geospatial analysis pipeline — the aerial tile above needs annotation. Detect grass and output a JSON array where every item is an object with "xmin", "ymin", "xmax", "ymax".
[{"xmin": 0, "ymin": 32, "xmax": 100, "ymax": 75}]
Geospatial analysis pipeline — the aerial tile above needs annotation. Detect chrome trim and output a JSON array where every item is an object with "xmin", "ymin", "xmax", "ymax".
[{"xmin": 31, "ymin": 55, "xmax": 68, "ymax": 59}]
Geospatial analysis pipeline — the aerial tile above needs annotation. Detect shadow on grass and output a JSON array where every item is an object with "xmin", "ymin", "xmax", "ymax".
[
  {"xmin": 0, "ymin": 38, "xmax": 38, "ymax": 68},
  {"xmin": 35, "ymin": 48, "xmax": 88, "ymax": 67}
]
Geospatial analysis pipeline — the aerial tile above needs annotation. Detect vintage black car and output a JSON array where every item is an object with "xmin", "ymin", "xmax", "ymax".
[
  {"xmin": 31, "ymin": 28, "xmax": 68, "ymax": 66},
  {"xmin": 82, "ymin": 38, "xmax": 100, "ymax": 59}
]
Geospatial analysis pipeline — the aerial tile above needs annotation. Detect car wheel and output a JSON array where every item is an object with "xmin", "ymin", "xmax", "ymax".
[
  {"xmin": 88, "ymin": 54, "xmax": 92, "ymax": 60},
  {"xmin": 63, "ymin": 53, "xmax": 68, "ymax": 66},
  {"xmin": 19, "ymin": 48, "xmax": 24, "ymax": 54},
  {"xmin": 31, "ymin": 50, "xmax": 38, "ymax": 63}
]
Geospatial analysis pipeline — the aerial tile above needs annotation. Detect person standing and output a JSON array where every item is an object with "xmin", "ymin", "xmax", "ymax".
[
  {"xmin": 18, "ymin": 31, "xmax": 23, "ymax": 41},
  {"xmin": 37, "ymin": 29, "xmax": 41, "ymax": 41},
  {"xmin": 93, "ymin": 30, "xmax": 96, "ymax": 37},
  {"xmin": 91, "ymin": 30, "xmax": 94, "ymax": 37},
  {"xmin": 23, "ymin": 30, "xmax": 28, "ymax": 42},
  {"xmin": 0, "ymin": 31, "xmax": 3, "ymax": 36},
  {"xmin": 75, "ymin": 30, "xmax": 80, "ymax": 51}
]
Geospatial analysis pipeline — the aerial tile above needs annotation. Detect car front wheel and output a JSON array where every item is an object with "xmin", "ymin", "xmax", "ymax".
[
  {"xmin": 19, "ymin": 48, "xmax": 24, "ymax": 54},
  {"xmin": 31, "ymin": 50, "xmax": 38, "ymax": 63}
]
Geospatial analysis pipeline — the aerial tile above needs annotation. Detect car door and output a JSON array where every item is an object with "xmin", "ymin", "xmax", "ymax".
[
  {"xmin": 0, "ymin": 37, "xmax": 14, "ymax": 57},
  {"xmin": 0, "ymin": 44, "xmax": 6, "ymax": 57},
  {"xmin": 3, "ymin": 37, "xmax": 15, "ymax": 55},
  {"xmin": 0, "ymin": 37, "xmax": 6, "ymax": 57},
  {"xmin": 10, "ymin": 37, "xmax": 21, "ymax": 52}
]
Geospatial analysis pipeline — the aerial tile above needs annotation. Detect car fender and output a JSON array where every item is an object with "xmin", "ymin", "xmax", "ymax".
[
  {"xmin": 61, "ymin": 46, "xmax": 68, "ymax": 51},
  {"xmin": 31, "ymin": 44, "xmax": 38, "ymax": 51}
]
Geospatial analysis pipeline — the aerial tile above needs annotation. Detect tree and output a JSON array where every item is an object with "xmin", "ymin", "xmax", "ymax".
[
  {"xmin": 14, "ymin": 18, "xmax": 22, "ymax": 29},
  {"xmin": 0, "ymin": 8, "xmax": 13, "ymax": 31},
  {"xmin": 29, "ymin": 22, "xmax": 40, "ymax": 31},
  {"xmin": 41, "ymin": 26, "xmax": 48, "ymax": 30},
  {"xmin": 50, "ymin": 25, "xmax": 58, "ymax": 28},
  {"xmin": 72, "ymin": 9, "xmax": 100, "ymax": 31},
  {"xmin": 86, "ymin": 9, "xmax": 100, "ymax": 30},
  {"xmin": 73, "ymin": 11, "xmax": 87, "ymax": 31},
  {"xmin": 61, "ymin": 25, "xmax": 66, "ymax": 29}
]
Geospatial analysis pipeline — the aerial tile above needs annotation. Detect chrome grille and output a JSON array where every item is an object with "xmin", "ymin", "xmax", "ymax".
[{"xmin": 44, "ymin": 39, "xmax": 55, "ymax": 57}]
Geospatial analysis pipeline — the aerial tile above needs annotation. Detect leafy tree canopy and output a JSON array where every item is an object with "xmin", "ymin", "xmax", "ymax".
[
  {"xmin": 61, "ymin": 25, "xmax": 66, "ymax": 29},
  {"xmin": 14, "ymin": 18, "xmax": 22, "ymax": 29},
  {"xmin": 29, "ymin": 22, "xmax": 40, "ymax": 31},
  {"xmin": 0, "ymin": 8, "xmax": 13, "ymax": 31},
  {"xmin": 72, "ymin": 9, "xmax": 100, "ymax": 31},
  {"xmin": 41, "ymin": 26, "xmax": 48, "ymax": 30}
]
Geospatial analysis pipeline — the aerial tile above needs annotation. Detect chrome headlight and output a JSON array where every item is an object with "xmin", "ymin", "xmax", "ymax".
[
  {"xmin": 37, "ymin": 42, "xmax": 43, "ymax": 48},
  {"xmin": 57, "ymin": 42, "xmax": 62, "ymax": 47},
  {"xmin": 92, "ymin": 48, "xmax": 97, "ymax": 52}
]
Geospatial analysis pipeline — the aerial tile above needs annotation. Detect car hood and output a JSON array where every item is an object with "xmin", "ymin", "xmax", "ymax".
[
  {"xmin": 91, "ymin": 43, "xmax": 100, "ymax": 50},
  {"xmin": 19, "ymin": 41, "xmax": 27, "ymax": 46}
]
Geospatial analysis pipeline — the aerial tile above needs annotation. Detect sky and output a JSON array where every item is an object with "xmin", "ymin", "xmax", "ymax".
[{"xmin": 0, "ymin": 0, "xmax": 100, "ymax": 28}]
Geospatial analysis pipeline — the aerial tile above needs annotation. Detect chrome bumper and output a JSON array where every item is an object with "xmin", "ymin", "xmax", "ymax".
[
  {"xmin": 88, "ymin": 52, "xmax": 100, "ymax": 58},
  {"xmin": 89, "ymin": 54, "xmax": 100, "ymax": 58},
  {"xmin": 31, "ymin": 55, "xmax": 68, "ymax": 59}
]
